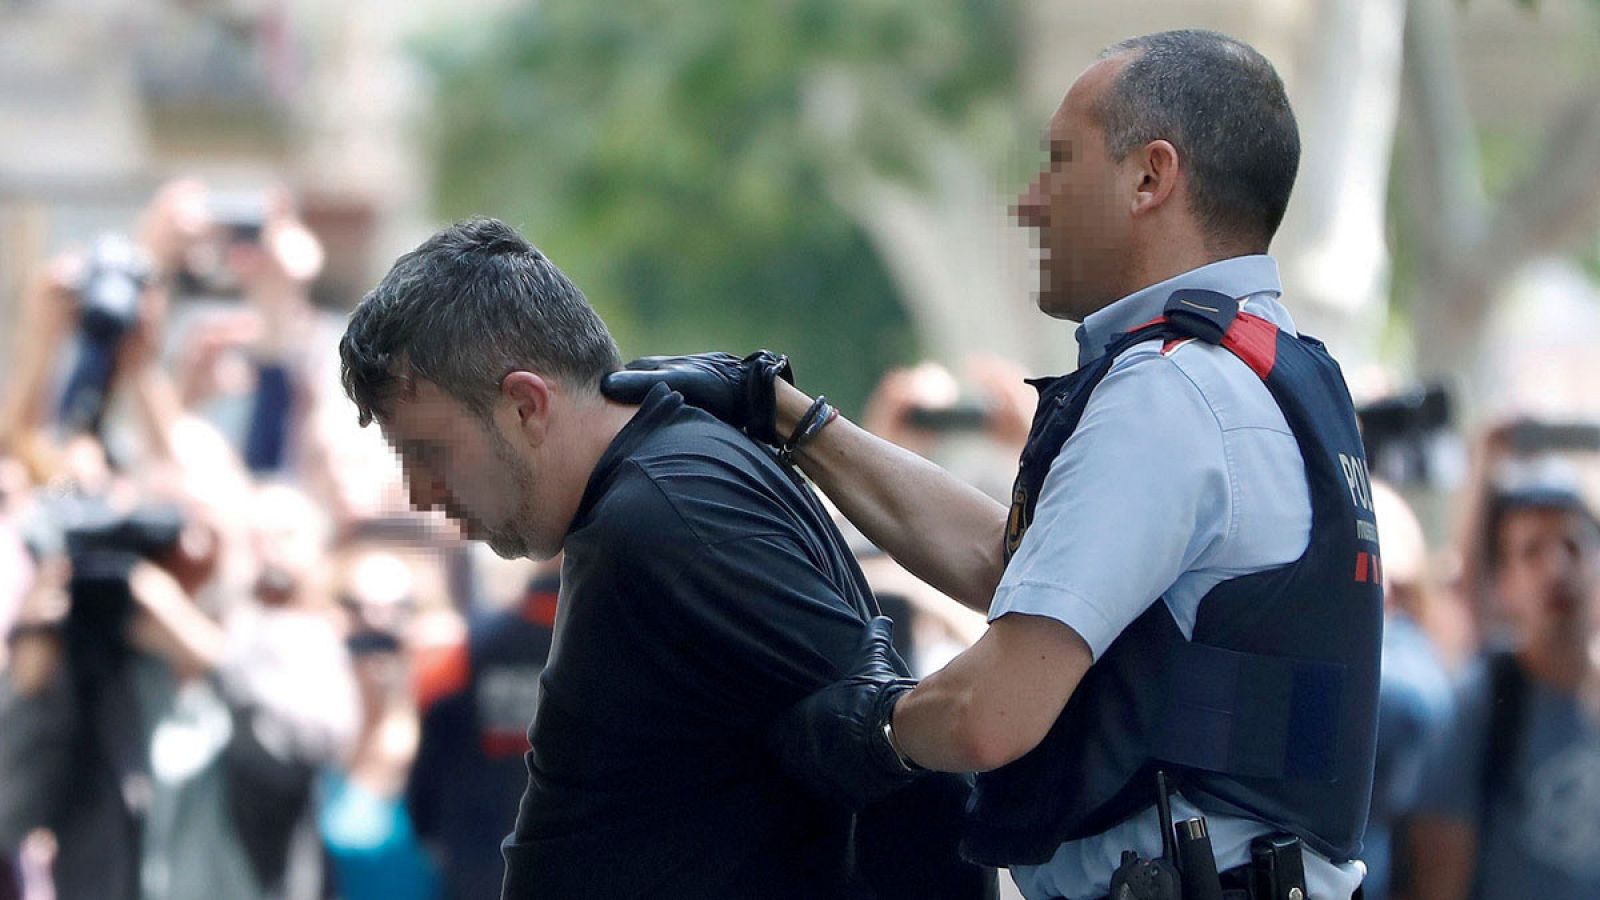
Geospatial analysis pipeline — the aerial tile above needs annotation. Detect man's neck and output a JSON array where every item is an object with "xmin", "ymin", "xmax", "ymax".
[
  {"xmin": 1518, "ymin": 638, "xmax": 1590, "ymax": 693},
  {"xmin": 542, "ymin": 392, "xmax": 642, "ymax": 550},
  {"xmin": 567, "ymin": 394, "xmax": 641, "ymax": 489}
]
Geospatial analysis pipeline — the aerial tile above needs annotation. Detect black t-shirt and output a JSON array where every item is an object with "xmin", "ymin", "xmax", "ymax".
[{"xmin": 501, "ymin": 385, "xmax": 879, "ymax": 899}]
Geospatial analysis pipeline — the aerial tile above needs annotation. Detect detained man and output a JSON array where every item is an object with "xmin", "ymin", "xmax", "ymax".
[{"xmin": 337, "ymin": 218, "xmax": 992, "ymax": 899}]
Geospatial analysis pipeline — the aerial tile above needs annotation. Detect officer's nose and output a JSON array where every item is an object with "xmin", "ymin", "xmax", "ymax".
[{"xmin": 1014, "ymin": 172, "xmax": 1050, "ymax": 230}]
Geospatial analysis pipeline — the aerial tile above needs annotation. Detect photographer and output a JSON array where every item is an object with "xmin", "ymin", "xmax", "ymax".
[
  {"xmin": 1398, "ymin": 420, "xmax": 1600, "ymax": 900},
  {"xmin": 167, "ymin": 188, "xmax": 325, "ymax": 477},
  {"xmin": 0, "ymin": 506, "xmax": 228, "ymax": 900},
  {"xmin": 0, "ymin": 181, "xmax": 357, "ymax": 900}
]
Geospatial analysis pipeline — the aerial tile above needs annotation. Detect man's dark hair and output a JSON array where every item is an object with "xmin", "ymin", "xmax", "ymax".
[
  {"xmin": 1096, "ymin": 30, "xmax": 1300, "ymax": 249},
  {"xmin": 339, "ymin": 218, "xmax": 622, "ymax": 425}
]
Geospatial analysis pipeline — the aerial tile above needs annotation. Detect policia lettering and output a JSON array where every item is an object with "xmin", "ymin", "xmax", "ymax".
[
  {"xmin": 970, "ymin": 289, "xmax": 1383, "ymax": 869},
  {"xmin": 1340, "ymin": 453, "xmax": 1383, "ymax": 553},
  {"xmin": 1339, "ymin": 453, "xmax": 1374, "ymax": 514}
]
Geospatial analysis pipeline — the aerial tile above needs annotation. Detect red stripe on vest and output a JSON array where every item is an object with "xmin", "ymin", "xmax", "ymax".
[
  {"xmin": 1355, "ymin": 551, "xmax": 1370, "ymax": 583},
  {"xmin": 1221, "ymin": 313, "xmax": 1279, "ymax": 380}
]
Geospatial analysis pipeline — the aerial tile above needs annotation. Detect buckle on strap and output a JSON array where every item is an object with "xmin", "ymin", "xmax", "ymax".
[
  {"xmin": 1164, "ymin": 289, "xmax": 1240, "ymax": 344},
  {"xmin": 1155, "ymin": 640, "xmax": 1346, "ymax": 782}
]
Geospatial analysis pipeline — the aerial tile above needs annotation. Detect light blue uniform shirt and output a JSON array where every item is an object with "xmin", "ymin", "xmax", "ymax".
[{"xmin": 990, "ymin": 256, "xmax": 1366, "ymax": 900}]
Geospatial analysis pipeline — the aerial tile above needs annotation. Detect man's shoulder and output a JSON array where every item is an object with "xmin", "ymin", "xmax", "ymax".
[
  {"xmin": 587, "ymin": 416, "xmax": 807, "ymax": 547},
  {"xmin": 626, "ymin": 414, "xmax": 779, "ymax": 482}
]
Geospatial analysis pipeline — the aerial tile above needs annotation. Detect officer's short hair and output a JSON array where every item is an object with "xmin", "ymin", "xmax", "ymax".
[
  {"xmin": 340, "ymin": 217, "xmax": 622, "ymax": 426},
  {"xmin": 1095, "ymin": 30, "xmax": 1301, "ymax": 250}
]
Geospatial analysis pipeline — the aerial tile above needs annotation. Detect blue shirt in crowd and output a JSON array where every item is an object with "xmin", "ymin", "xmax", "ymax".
[
  {"xmin": 1414, "ymin": 656, "xmax": 1600, "ymax": 900},
  {"xmin": 1364, "ymin": 613, "xmax": 1454, "ymax": 900}
]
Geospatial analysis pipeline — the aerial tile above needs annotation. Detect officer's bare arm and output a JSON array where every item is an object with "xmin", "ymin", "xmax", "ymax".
[
  {"xmin": 776, "ymin": 381, "xmax": 1009, "ymax": 612},
  {"xmin": 892, "ymin": 612, "xmax": 1092, "ymax": 772}
]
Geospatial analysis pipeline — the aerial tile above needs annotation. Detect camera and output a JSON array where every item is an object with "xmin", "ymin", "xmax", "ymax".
[
  {"xmin": 1356, "ymin": 383, "xmax": 1451, "ymax": 444},
  {"xmin": 208, "ymin": 190, "xmax": 268, "ymax": 247},
  {"xmin": 22, "ymin": 493, "xmax": 184, "ymax": 669},
  {"xmin": 56, "ymin": 235, "xmax": 153, "ymax": 434},
  {"xmin": 904, "ymin": 400, "xmax": 991, "ymax": 433},
  {"xmin": 1505, "ymin": 420, "xmax": 1600, "ymax": 454},
  {"xmin": 169, "ymin": 190, "xmax": 269, "ymax": 299},
  {"xmin": 1356, "ymin": 383, "xmax": 1455, "ymax": 488}
]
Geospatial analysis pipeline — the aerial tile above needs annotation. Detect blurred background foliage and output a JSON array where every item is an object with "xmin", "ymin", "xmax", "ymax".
[{"xmin": 418, "ymin": 0, "xmax": 1026, "ymax": 413}]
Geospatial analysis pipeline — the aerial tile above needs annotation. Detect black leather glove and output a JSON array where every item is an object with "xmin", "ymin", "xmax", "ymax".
[
  {"xmin": 600, "ymin": 351, "xmax": 794, "ymax": 444},
  {"xmin": 767, "ymin": 617, "xmax": 924, "ymax": 810}
]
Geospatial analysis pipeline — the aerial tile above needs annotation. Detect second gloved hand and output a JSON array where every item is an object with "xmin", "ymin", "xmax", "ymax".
[
  {"xmin": 600, "ymin": 351, "xmax": 793, "ymax": 445},
  {"xmin": 766, "ymin": 617, "xmax": 924, "ymax": 810}
]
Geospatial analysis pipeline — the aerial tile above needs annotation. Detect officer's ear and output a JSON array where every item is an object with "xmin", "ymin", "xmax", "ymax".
[{"xmin": 1128, "ymin": 139, "xmax": 1181, "ymax": 218}]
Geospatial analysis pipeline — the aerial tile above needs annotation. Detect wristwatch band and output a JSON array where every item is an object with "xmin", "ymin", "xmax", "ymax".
[{"xmin": 878, "ymin": 695, "xmax": 925, "ymax": 774}]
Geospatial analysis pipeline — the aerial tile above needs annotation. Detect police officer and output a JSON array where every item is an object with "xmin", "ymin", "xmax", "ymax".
[{"xmin": 605, "ymin": 29, "xmax": 1381, "ymax": 900}]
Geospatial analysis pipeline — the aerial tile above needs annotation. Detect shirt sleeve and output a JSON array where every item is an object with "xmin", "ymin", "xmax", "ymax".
[{"xmin": 989, "ymin": 349, "xmax": 1233, "ymax": 660}]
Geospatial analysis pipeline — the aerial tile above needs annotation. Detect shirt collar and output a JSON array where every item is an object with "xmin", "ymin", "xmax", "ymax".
[
  {"xmin": 571, "ymin": 381, "xmax": 679, "ymax": 531},
  {"xmin": 1074, "ymin": 254, "xmax": 1284, "ymax": 366}
]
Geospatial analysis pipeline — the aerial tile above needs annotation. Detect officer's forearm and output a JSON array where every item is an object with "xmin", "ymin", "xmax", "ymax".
[
  {"xmin": 889, "ymin": 613, "xmax": 1092, "ymax": 773},
  {"xmin": 778, "ymin": 382, "xmax": 1008, "ymax": 612}
]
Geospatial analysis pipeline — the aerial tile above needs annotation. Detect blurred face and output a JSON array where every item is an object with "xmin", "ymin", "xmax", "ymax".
[
  {"xmin": 334, "ymin": 549, "xmax": 416, "ymax": 707},
  {"xmin": 1015, "ymin": 57, "xmax": 1136, "ymax": 321},
  {"xmin": 251, "ymin": 484, "xmax": 327, "ymax": 602},
  {"xmin": 336, "ymin": 549, "xmax": 417, "ymax": 635},
  {"xmin": 382, "ymin": 379, "xmax": 546, "ymax": 560},
  {"xmin": 1494, "ymin": 506, "xmax": 1600, "ymax": 651}
]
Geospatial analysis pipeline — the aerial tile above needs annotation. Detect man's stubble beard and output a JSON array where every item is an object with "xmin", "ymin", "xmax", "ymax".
[{"xmin": 483, "ymin": 426, "xmax": 540, "ymax": 560}]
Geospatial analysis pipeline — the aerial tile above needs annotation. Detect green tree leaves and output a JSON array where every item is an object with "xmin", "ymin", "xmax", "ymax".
[{"xmin": 417, "ymin": 0, "xmax": 1021, "ymax": 412}]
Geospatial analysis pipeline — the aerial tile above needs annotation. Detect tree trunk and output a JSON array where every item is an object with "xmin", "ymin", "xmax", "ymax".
[
  {"xmin": 1400, "ymin": 0, "xmax": 1600, "ymax": 406},
  {"xmin": 802, "ymin": 70, "xmax": 1068, "ymax": 374},
  {"xmin": 1269, "ymin": 0, "xmax": 1408, "ymax": 371}
]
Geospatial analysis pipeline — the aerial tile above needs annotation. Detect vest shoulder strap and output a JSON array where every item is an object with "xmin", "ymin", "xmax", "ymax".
[{"xmin": 1163, "ymin": 289, "xmax": 1240, "ymax": 344}]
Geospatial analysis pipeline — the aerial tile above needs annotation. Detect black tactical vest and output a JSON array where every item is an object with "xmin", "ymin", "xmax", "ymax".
[{"xmin": 967, "ymin": 290, "xmax": 1382, "ymax": 867}]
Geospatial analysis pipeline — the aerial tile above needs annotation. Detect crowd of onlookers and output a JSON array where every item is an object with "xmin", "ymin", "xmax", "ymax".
[
  {"xmin": 0, "ymin": 181, "xmax": 555, "ymax": 900},
  {"xmin": 1, "ymin": 180, "xmax": 1597, "ymax": 900},
  {"xmin": 1378, "ymin": 419, "xmax": 1600, "ymax": 900}
]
